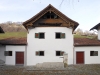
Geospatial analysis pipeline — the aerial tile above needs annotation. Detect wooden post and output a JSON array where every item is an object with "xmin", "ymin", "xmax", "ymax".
[{"xmin": 63, "ymin": 53, "xmax": 68, "ymax": 68}]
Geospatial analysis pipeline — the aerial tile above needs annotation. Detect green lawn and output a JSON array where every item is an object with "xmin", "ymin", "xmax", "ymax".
[
  {"xmin": 0, "ymin": 32, "xmax": 97, "ymax": 40},
  {"xmin": 74, "ymin": 34, "xmax": 97, "ymax": 39},
  {"xmin": 0, "ymin": 32, "xmax": 27, "ymax": 39}
]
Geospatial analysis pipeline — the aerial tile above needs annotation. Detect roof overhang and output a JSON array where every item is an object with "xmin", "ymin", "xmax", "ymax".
[
  {"xmin": 90, "ymin": 23, "xmax": 100, "ymax": 31},
  {"xmin": 23, "ymin": 4, "xmax": 79, "ymax": 31}
]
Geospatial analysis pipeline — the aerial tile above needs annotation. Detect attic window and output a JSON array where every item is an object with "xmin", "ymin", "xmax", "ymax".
[
  {"xmin": 47, "ymin": 15, "xmax": 50, "ymax": 18},
  {"xmin": 42, "ymin": 12, "xmax": 58, "ymax": 19},
  {"xmin": 51, "ymin": 15, "xmax": 54, "ymax": 19}
]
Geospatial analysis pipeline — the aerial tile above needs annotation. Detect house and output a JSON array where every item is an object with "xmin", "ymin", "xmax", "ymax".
[
  {"xmin": 74, "ymin": 38, "xmax": 100, "ymax": 64},
  {"xmin": 23, "ymin": 4, "xmax": 79, "ymax": 66},
  {"xmin": 0, "ymin": 4, "xmax": 100, "ymax": 66},
  {"xmin": 0, "ymin": 38, "xmax": 27, "ymax": 65}
]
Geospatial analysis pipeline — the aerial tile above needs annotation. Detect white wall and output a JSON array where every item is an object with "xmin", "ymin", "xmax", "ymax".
[
  {"xmin": 0, "ymin": 45, "xmax": 5, "ymax": 62},
  {"xmin": 74, "ymin": 46, "xmax": 100, "ymax": 64},
  {"xmin": 5, "ymin": 45, "xmax": 26, "ymax": 65},
  {"xmin": 27, "ymin": 27, "xmax": 74, "ymax": 66}
]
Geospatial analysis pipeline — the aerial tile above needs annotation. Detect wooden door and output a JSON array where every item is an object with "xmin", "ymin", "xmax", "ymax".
[
  {"xmin": 16, "ymin": 52, "xmax": 24, "ymax": 65},
  {"xmin": 76, "ymin": 52, "xmax": 84, "ymax": 64}
]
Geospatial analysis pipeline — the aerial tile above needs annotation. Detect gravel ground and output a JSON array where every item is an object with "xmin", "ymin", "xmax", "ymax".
[{"xmin": 0, "ymin": 64, "xmax": 100, "ymax": 75}]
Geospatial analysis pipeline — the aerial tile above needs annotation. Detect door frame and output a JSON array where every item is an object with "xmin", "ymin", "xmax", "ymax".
[
  {"xmin": 15, "ymin": 51, "xmax": 24, "ymax": 66},
  {"xmin": 76, "ymin": 51, "xmax": 85, "ymax": 64}
]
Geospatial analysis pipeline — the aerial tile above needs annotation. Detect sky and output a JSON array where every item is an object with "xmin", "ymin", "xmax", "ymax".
[{"xmin": 0, "ymin": 0, "xmax": 100, "ymax": 31}]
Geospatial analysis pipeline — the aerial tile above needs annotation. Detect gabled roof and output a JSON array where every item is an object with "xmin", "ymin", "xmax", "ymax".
[
  {"xmin": 23, "ymin": 4, "xmax": 79, "ymax": 30},
  {"xmin": 0, "ymin": 26, "xmax": 4, "ymax": 33},
  {"xmin": 74, "ymin": 38, "xmax": 100, "ymax": 46},
  {"xmin": 90, "ymin": 23, "xmax": 100, "ymax": 30},
  {"xmin": 0, "ymin": 37, "xmax": 27, "ymax": 45}
]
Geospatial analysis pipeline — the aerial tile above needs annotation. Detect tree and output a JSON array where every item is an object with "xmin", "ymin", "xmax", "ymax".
[{"xmin": 75, "ymin": 28, "xmax": 83, "ymax": 35}]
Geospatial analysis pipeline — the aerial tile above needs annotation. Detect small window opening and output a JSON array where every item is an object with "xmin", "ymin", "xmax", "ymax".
[
  {"xmin": 90, "ymin": 51, "xmax": 98, "ymax": 56},
  {"xmin": 56, "ymin": 33, "xmax": 61, "ymax": 39},
  {"xmin": 56, "ymin": 51, "xmax": 61, "ymax": 56},
  {"xmin": 40, "ymin": 51, "xmax": 44, "ymax": 56},
  {"xmin": 39, "ymin": 33, "xmax": 44, "ymax": 39}
]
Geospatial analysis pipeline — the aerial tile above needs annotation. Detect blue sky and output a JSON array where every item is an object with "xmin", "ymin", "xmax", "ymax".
[{"xmin": 0, "ymin": 0, "xmax": 100, "ymax": 31}]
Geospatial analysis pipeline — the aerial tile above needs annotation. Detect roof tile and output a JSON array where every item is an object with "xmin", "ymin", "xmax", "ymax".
[
  {"xmin": 74, "ymin": 38, "xmax": 100, "ymax": 46},
  {"xmin": 0, "ymin": 37, "xmax": 27, "ymax": 45}
]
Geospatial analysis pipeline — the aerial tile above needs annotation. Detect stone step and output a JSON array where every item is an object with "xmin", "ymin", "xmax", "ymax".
[{"xmin": 36, "ymin": 62, "xmax": 64, "ymax": 68}]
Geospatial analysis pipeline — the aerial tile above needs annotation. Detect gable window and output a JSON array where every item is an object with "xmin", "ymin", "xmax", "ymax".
[
  {"xmin": 90, "ymin": 51, "xmax": 98, "ymax": 56},
  {"xmin": 56, "ymin": 51, "xmax": 64, "ymax": 56},
  {"xmin": 56, "ymin": 32, "xmax": 65, "ymax": 39},
  {"xmin": 35, "ymin": 33, "xmax": 45, "ymax": 39},
  {"xmin": 42, "ymin": 12, "xmax": 58, "ymax": 19},
  {"xmin": 36, "ymin": 51, "xmax": 44, "ymax": 56},
  {"xmin": 4, "ymin": 51, "xmax": 12, "ymax": 56}
]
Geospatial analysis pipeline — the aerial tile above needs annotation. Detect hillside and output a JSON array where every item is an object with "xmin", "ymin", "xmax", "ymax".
[
  {"xmin": 74, "ymin": 34, "xmax": 97, "ymax": 39},
  {"xmin": 0, "ymin": 22, "xmax": 97, "ymax": 40},
  {"xmin": 0, "ymin": 22, "xmax": 27, "ymax": 32},
  {"xmin": 0, "ymin": 32, "xmax": 97, "ymax": 40},
  {"xmin": 0, "ymin": 32, "xmax": 27, "ymax": 39}
]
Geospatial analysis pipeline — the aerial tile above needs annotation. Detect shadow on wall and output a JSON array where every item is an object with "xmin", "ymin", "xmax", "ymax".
[{"xmin": 0, "ymin": 59, "xmax": 5, "ymax": 66}]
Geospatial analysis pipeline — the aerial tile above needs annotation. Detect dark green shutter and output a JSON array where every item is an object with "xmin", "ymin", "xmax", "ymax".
[
  {"xmin": 4, "ymin": 51, "xmax": 8, "ymax": 56},
  {"xmin": 61, "ymin": 33, "xmax": 65, "ymax": 38},
  {"xmin": 94, "ymin": 51, "xmax": 98, "ymax": 56},
  {"xmin": 60, "ymin": 51, "xmax": 64, "ymax": 56},
  {"xmin": 36, "ymin": 51, "xmax": 39, "ymax": 56},
  {"xmin": 35, "ymin": 33, "xmax": 39, "ymax": 38}
]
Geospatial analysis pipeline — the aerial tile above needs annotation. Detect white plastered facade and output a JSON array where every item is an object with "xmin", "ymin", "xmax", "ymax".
[
  {"xmin": 74, "ymin": 46, "xmax": 100, "ymax": 64},
  {"xmin": 5, "ymin": 45, "xmax": 26, "ymax": 66},
  {"xmin": 26, "ymin": 27, "xmax": 74, "ymax": 66}
]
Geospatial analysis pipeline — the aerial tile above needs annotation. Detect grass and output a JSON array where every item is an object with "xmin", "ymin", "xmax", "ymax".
[
  {"xmin": 0, "ymin": 32, "xmax": 97, "ymax": 40},
  {"xmin": 0, "ymin": 32, "xmax": 27, "ymax": 39},
  {"xmin": 74, "ymin": 34, "xmax": 97, "ymax": 39}
]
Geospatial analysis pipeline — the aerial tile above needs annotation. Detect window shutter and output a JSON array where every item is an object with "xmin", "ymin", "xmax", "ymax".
[
  {"xmin": 61, "ymin": 33, "xmax": 65, "ymax": 38},
  {"xmin": 60, "ymin": 51, "xmax": 64, "ymax": 56},
  {"xmin": 35, "ymin": 33, "xmax": 39, "ymax": 38},
  {"xmin": 94, "ymin": 51, "xmax": 98, "ymax": 56},
  {"xmin": 36, "ymin": 51, "xmax": 39, "ymax": 56},
  {"xmin": 4, "ymin": 51, "xmax": 8, "ymax": 56}
]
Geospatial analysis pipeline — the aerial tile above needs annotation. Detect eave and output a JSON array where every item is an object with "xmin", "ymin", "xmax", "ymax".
[{"xmin": 23, "ymin": 4, "xmax": 79, "ymax": 31}]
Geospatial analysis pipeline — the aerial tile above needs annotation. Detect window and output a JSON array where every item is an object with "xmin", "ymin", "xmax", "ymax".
[
  {"xmin": 56, "ymin": 32, "xmax": 65, "ymax": 39},
  {"xmin": 90, "ymin": 51, "xmax": 98, "ymax": 56},
  {"xmin": 39, "ymin": 33, "xmax": 44, "ymax": 39},
  {"xmin": 36, "ymin": 51, "xmax": 44, "ymax": 56},
  {"xmin": 51, "ymin": 15, "xmax": 54, "ymax": 19},
  {"xmin": 56, "ymin": 51, "xmax": 64, "ymax": 56},
  {"xmin": 42, "ymin": 12, "xmax": 58, "ymax": 19},
  {"xmin": 4, "ymin": 51, "xmax": 12, "ymax": 56},
  {"xmin": 56, "ymin": 33, "xmax": 60, "ymax": 38},
  {"xmin": 35, "ymin": 33, "xmax": 45, "ymax": 39}
]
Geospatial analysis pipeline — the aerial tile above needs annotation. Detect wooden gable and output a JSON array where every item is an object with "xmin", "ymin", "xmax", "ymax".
[{"xmin": 23, "ymin": 4, "xmax": 79, "ymax": 31}]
